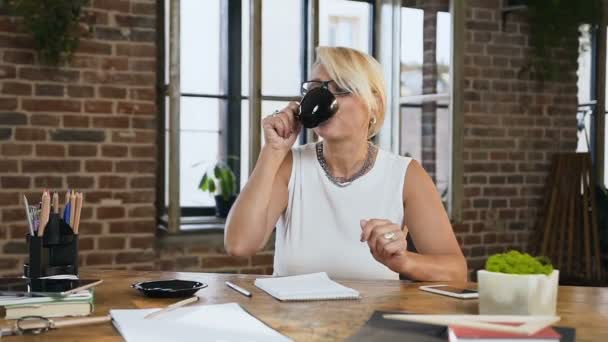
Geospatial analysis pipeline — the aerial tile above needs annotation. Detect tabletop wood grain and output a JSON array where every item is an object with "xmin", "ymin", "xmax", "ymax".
[{"xmin": 3, "ymin": 270, "xmax": 607, "ymax": 341}]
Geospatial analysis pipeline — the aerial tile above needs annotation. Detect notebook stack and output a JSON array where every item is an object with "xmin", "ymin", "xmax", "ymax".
[{"xmin": 0, "ymin": 290, "xmax": 94, "ymax": 319}]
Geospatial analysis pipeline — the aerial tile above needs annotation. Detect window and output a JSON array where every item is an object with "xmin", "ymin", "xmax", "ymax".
[
  {"xmin": 576, "ymin": 24, "xmax": 608, "ymax": 188},
  {"xmin": 400, "ymin": 4, "xmax": 452, "ymax": 206},
  {"xmin": 319, "ymin": 0, "xmax": 372, "ymax": 53}
]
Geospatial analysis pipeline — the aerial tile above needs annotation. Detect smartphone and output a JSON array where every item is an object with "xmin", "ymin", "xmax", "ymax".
[
  {"xmin": 0, "ymin": 278, "xmax": 102, "ymax": 297},
  {"xmin": 418, "ymin": 284, "xmax": 478, "ymax": 299}
]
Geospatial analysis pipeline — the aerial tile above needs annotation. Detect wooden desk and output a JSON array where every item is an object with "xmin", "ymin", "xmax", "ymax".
[{"xmin": 4, "ymin": 270, "xmax": 608, "ymax": 341}]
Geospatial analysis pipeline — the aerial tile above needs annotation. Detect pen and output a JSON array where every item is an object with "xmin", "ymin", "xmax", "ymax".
[
  {"xmin": 225, "ymin": 281, "xmax": 252, "ymax": 298},
  {"xmin": 23, "ymin": 195, "xmax": 34, "ymax": 236}
]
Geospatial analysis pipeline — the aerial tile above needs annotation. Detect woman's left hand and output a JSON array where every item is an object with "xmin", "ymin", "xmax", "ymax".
[{"xmin": 360, "ymin": 219, "xmax": 409, "ymax": 273}]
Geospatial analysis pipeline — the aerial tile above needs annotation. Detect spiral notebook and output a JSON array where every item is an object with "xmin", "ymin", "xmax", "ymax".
[{"xmin": 254, "ymin": 272, "xmax": 360, "ymax": 301}]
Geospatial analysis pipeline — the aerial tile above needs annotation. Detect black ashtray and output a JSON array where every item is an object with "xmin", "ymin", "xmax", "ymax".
[{"xmin": 131, "ymin": 279, "xmax": 208, "ymax": 298}]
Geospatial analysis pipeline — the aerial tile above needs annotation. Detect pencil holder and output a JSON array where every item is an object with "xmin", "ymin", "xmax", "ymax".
[{"xmin": 24, "ymin": 213, "xmax": 79, "ymax": 278}]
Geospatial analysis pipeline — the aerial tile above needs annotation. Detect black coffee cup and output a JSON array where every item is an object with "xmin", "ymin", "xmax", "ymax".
[{"xmin": 296, "ymin": 86, "xmax": 339, "ymax": 128}]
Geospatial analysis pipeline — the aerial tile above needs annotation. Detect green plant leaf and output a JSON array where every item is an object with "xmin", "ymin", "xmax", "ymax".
[
  {"xmin": 208, "ymin": 179, "xmax": 216, "ymax": 193},
  {"xmin": 199, "ymin": 174, "xmax": 208, "ymax": 191}
]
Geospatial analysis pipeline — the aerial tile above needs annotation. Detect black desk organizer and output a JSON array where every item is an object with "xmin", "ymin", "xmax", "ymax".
[{"xmin": 24, "ymin": 213, "xmax": 79, "ymax": 278}]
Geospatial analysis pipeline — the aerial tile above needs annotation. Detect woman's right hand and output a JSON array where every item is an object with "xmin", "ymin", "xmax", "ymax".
[{"xmin": 262, "ymin": 101, "xmax": 301, "ymax": 154}]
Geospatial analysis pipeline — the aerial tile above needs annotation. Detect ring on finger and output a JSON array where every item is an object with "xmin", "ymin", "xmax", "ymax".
[{"xmin": 383, "ymin": 231, "xmax": 396, "ymax": 241}]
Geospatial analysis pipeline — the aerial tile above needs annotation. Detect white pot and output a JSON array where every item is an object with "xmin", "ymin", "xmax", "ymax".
[{"xmin": 477, "ymin": 270, "xmax": 559, "ymax": 315}]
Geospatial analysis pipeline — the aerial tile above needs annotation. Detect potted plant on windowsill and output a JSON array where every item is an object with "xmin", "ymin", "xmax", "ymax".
[
  {"xmin": 477, "ymin": 250, "xmax": 559, "ymax": 315},
  {"xmin": 198, "ymin": 162, "xmax": 237, "ymax": 218}
]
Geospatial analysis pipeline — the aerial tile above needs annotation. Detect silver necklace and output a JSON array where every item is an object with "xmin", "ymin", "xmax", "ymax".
[{"xmin": 316, "ymin": 141, "xmax": 377, "ymax": 187}]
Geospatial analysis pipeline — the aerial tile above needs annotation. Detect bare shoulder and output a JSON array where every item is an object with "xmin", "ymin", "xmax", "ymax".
[{"xmin": 402, "ymin": 159, "xmax": 435, "ymax": 203}]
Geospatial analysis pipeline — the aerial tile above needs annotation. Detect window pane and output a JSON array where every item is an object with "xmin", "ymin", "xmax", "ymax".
[
  {"xmin": 243, "ymin": 0, "xmax": 302, "ymax": 96},
  {"xmin": 319, "ymin": 0, "xmax": 372, "ymax": 53},
  {"xmin": 577, "ymin": 24, "xmax": 592, "ymax": 153},
  {"xmin": 400, "ymin": 5, "xmax": 451, "ymax": 206},
  {"xmin": 180, "ymin": 97, "xmax": 221, "ymax": 207},
  {"xmin": 181, "ymin": 0, "xmax": 222, "ymax": 95},
  {"xmin": 180, "ymin": 97, "xmax": 221, "ymax": 132},
  {"xmin": 400, "ymin": 7, "xmax": 423, "ymax": 97},
  {"xmin": 181, "ymin": 131, "xmax": 219, "ymax": 207}
]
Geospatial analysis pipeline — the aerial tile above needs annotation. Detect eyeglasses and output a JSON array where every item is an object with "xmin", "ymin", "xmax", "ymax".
[{"xmin": 300, "ymin": 80, "xmax": 351, "ymax": 97}]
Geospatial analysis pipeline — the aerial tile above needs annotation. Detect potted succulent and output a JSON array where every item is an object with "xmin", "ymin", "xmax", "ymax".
[
  {"xmin": 477, "ymin": 250, "xmax": 559, "ymax": 315},
  {"xmin": 198, "ymin": 162, "xmax": 237, "ymax": 218}
]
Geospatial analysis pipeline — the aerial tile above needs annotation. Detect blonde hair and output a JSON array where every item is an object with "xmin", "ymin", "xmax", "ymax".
[{"xmin": 314, "ymin": 46, "xmax": 386, "ymax": 138}]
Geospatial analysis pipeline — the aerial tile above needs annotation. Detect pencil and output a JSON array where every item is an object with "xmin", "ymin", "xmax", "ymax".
[
  {"xmin": 23, "ymin": 195, "xmax": 34, "ymax": 236},
  {"xmin": 38, "ymin": 192, "xmax": 50, "ymax": 236},
  {"xmin": 69, "ymin": 190, "xmax": 76, "ymax": 227},
  {"xmin": 144, "ymin": 296, "xmax": 199, "ymax": 319},
  {"xmin": 52, "ymin": 192, "xmax": 59, "ymax": 214},
  {"xmin": 73, "ymin": 193, "xmax": 83, "ymax": 234}
]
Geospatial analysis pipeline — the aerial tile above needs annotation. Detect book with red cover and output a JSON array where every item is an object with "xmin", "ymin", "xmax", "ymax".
[{"xmin": 448, "ymin": 323, "xmax": 561, "ymax": 342}]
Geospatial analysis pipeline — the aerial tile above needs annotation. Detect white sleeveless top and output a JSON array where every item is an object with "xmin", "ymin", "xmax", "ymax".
[{"xmin": 273, "ymin": 143, "xmax": 413, "ymax": 280}]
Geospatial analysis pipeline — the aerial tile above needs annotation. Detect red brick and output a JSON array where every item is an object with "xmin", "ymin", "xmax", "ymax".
[
  {"xmin": 79, "ymin": 237, "xmax": 95, "ymax": 251},
  {"xmin": 129, "ymin": 58, "xmax": 155, "ymax": 71},
  {"xmin": 99, "ymin": 175, "xmax": 126, "ymax": 189},
  {"xmin": 78, "ymin": 221, "xmax": 104, "ymax": 234},
  {"xmin": 115, "ymin": 161, "xmax": 155, "ymax": 173},
  {"xmin": 19, "ymin": 67, "xmax": 79, "ymax": 82},
  {"xmin": 113, "ymin": 191, "xmax": 155, "ymax": 204},
  {"xmin": 131, "ymin": 117, "xmax": 155, "ymax": 129},
  {"xmin": 101, "ymin": 57, "xmax": 129, "ymax": 71},
  {"xmin": 62, "ymin": 115, "xmax": 90, "ymax": 128},
  {"xmin": 3, "ymin": 50, "xmax": 35, "ymax": 64},
  {"xmin": 34, "ymin": 176, "xmax": 63, "ymax": 188},
  {"xmin": 22, "ymin": 99, "xmax": 81, "ymax": 113},
  {"xmin": 93, "ymin": 0, "xmax": 130, "ymax": 12},
  {"xmin": 15, "ymin": 127, "xmax": 45, "ymax": 141},
  {"xmin": 22, "ymin": 160, "xmax": 79, "ymax": 173},
  {"xmin": 67, "ymin": 85, "xmax": 94, "ymax": 98},
  {"xmin": 30, "ymin": 114, "xmax": 60, "ymax": 127},
  {"xmin": 0, "ymin": 192, "xmax": 18, "ymax": 205},
  {"xmin": 131, "ymin": 3, "xmax": 155, "ymax": 15},
  {"xmin": 86, "ymin": 253, "xmax": 113, "ymax": 266},
  {"xmin": 1, "ymin": 143, "xmax": 32, "ymax": 156},
  {"xmin": 109, "ymin": 220, "xmax": 153, "ymax": 234},
  {"xmin": 111, "ymin": 131, "xmax": 155, "ymax": 144},
  {"xmin": 101, "ymin": 145, "xmax": 128, "ymax": 157},
  {"xmin": 115, "ymin": 251, "xmax": 155, "ymax": 264},
  {"xmin": 97, "ymin": 206, "xmax": 126, "ymax": 219},
  {"xmin": 1, "ymin": 176, "xmax": 30, "ymax": 188},
  {"xmin": 99, "ymin": 237, "xmax": 126, "ymax": 250},
  {"xmin": 34, "ymin": 144, "xmax": 65, "ymax": 157},
  {"xmin": 77, "ymin": 40, "xmax": 113, "ymax": 55},
  {"xmin": 130, "ymin": 176, "xmax": 155, "ymax": 188},
  {"xmin": 130, "ymin": 236, "xmax": 155, "ymax": 249},
  {"xmin": 92, "ymin": 116, "xmax": 129, "ymax": 128},
  {"xmin": 128, "ymin": 205, "xmax": 155, "ymax": 218},
  {"xmin": 84, "ymin": 100, "xmax": 113, "ymax": 114},
  {"xmin": 99, "ymin": 86, "xmax": 127, "ymax": 99},
  {"xmin": 0, "ymin": 97, "xmax": 17, "ymax": 110},
  {"xmin": 129, "ymin": 88, "xmax": 155, "ymax": 101},
  {"xmin": 2, "ymin": 81, "xmax": 31, "ymax": 95},
  {"xmin": 85, "ymin": 160, "xmax": 113, "ymax": 172},
  {"xmin": 117, "ymin": 102, "xmax": 156, "ymax": 115},
  {"xmin": 130, "ymin": 146, "xmax": 155, "ymax": 158},
  {"xmin": 82, "ymin": 71, "xmax": 154, "ymax": 86},
  {"xmin": 66, "ymin": 176, "xmax": 95, "ymax": 189},
  {"xmin": 68, "ymin": 144, "xmax": 98, "ymax": 157},
  {"xmin": 252, "ymin": 254, "xmax": 274, "ymax": 266},
  {"xmin": 35, "ymin": 84, "xmax": 64, "ymax": 97}
]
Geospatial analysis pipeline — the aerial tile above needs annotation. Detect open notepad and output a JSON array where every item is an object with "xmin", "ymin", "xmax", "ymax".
[
  {"xmin": 110, "ymin": 303, "xmax": 291, "ymax": 342},
  {"xmin": 254, "ymin": 272, "xmax": 360, "ymax": 301}
]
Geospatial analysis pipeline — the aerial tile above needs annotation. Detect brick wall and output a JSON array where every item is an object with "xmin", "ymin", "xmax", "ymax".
[
  {"xmin": 0, "ymin": 0, "xmax": 274, "ymax": 276},
  {"xmin": 0, "ymin": 0, "xmax": 579, "ymax": 278},
  {"xmin": 456, "ymin": 0, "xmax": 578, "ymax": 274}
]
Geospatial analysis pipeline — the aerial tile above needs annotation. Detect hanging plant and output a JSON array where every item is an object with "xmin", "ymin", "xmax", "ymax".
[
  {"xmin": 524, "ymin": 0, "xmax": 603, "ymax": 81},
  {"xmin": 6, "ymin": 0, "xmax": 88, "ymax": 65}
]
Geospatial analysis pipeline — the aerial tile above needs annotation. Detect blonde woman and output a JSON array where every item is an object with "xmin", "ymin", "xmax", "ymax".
[{"xmin": 225, "ymin": 46, "xmax": 467, "ymax": 282}]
